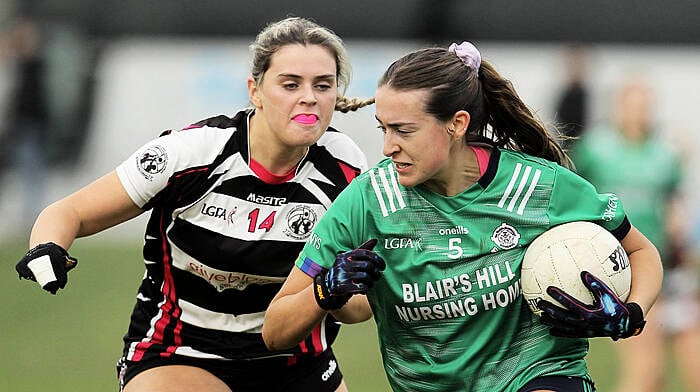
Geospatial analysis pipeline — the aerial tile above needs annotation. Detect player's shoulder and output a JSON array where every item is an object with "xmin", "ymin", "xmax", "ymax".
[
  {"xmin": 189, "ymin": 111, "xmax": 246, "ymax": 130},
  {"xmin": 490, "ymin": 148, "xmax": 583, "ymax": 192},
  {"xmin": 154, "ymin": 111, "xmax": 244, "ymax": 152},
  {"xmin": 357, "ymin": 158, "xmax": 393, "ymax": 178},
  {"xmin": 497, "ymin": 148, "xmax": 562, "ymax": 172},
  {"xmin": 316, "ymin": 126, "xmax": 367, "ymax": 169},
  {"xmin": 172, "ymin": 111, "xmax": 245, "ymax": 137},
  {"xmin": 349, "ymin": 158, "xmax": 396, "ymax": 191},
  {"xmin": 317, "ymin": 127, "xmax": 360, "ymax": 151}
]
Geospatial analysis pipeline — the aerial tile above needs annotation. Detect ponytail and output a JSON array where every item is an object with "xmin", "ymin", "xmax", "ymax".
[
  {"xmin": 335, "ymin": 96, "xmax": 375, "ymax": 113},
  {"xmin": 379, "ymin": 45, "xmax": 573, "ymax": 168},
  {"xmin": 479, "ymin": 61, "xmax": 572, "ymax": 168}
]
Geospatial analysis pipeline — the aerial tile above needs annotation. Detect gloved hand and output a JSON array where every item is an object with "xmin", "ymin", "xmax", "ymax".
[
  {"xmin": 16, "ymin": 242, "xmax": 78, "ymax": 295},
  {"xmin": 537, "ymin": 271, "xmax": 646, "ymax": 340},
  {"xmin": 314, "ymin": 239, "xmax": 385, "ymax": 310}
]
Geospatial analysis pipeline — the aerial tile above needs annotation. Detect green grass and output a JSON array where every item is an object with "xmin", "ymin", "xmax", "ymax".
[{"xmin": 0, "ymin": 241, "xmax": 688, "ymax": 391}]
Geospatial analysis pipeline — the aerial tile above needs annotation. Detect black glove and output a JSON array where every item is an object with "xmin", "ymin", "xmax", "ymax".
[
  {"xmin": 16, "ymin": 242, "xmax": 78, "ymax": 295},
  {"xmin": 537, "ymin": 271, "xmax": 646, "ymax": 340},
  {"xmin": 314, "ymin": 239, "xmax": 386, "ymax": 310}
]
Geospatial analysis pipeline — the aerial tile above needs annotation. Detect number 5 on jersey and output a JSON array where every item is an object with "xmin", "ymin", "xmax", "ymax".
[{"xmin": 447, "ymin": 238, "xmax": 464, "ymax": 259}]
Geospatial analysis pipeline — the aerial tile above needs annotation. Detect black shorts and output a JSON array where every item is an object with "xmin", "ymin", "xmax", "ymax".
[
  {"xmin": 116, "ymin": 349, "xmax": 343, "ymax": 392},
  {"xmin": 518, "ymin": 376, "xmax": 597, "ymax": 392}
]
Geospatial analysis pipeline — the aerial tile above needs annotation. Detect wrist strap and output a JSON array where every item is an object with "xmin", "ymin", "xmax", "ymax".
[
  {"xmin": 313, "ymin": 273, "xmax": 350, "ymax": 311},
  {"xmin": 623, "ymin": 302, "xmax": 646, "ymax": 338}
]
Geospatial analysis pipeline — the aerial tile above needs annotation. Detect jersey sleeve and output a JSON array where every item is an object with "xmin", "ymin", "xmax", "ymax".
[
  {"xmin": 549, "ymin": 165, "xmax": 631, "ymax": 240},
  {"xmin": 318, "ymin": 130, "xmax": 369, "ymax": 173},
  {"xmin": 116, "ymin": 126, "xmax": 230, "ymax": 208},
  {"xmin": 295, "ymin": 178, "xmax": 367, "ymax": 277}
]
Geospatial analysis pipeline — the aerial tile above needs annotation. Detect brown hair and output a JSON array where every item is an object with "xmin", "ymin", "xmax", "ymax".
[
  {"xmin": 250, "ymin": 17, "xmax": 373, "ymax": 113},
  {"xmin": 378, "ymin": 47, "xmax": 571, "ymax": 167}
]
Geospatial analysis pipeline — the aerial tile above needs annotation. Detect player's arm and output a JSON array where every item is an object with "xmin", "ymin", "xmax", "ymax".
[
  {"xmin": 620, "ymin": 225, "xmax": 663, "ymax": 316},
  {"xmin": 264, "ymin": 239, "xmax": 383, "ymax": 350},
  {"xmin": 29, "ymin": 170, "xmax": 143, "ymax": 248},
  {"xmin": 263, "ymin": 267, "xmax": 374, "ymax": 351},
  {"xmin": 16, "ymin": 171, "xmax": 143, "ymax": 294}
]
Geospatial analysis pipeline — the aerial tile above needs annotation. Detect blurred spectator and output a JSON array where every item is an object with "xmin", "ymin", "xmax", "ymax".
[
  {"xmin": 572, "ymin": 76, "xmax": 700, "ymax": 392},
  {"xmin": 553, "ymin": 46, "xmax": 590, "ymax": 148},
  {"xmin": 0, "ymin": 15, "xmax": 94, "ymax": 231},
  {"xmin": 0, "ymin": 17, "xmax": 50, "ymax": 229}
]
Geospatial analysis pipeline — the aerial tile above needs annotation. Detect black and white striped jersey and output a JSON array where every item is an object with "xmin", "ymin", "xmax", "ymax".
[{"xmin": 115, "ymin": 109, "xmax": 368, "ymax": 362}]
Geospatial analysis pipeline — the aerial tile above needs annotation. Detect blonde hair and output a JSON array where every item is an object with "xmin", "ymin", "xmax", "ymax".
[{"xmin": 250, "ymin": 16, "xmax": 373, "ymax": 112}]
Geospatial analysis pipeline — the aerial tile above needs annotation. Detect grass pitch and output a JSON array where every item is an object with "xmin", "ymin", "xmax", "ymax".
[{"xmin": 0, "ymin": 240, "xmax": 686, "ymax": 391}]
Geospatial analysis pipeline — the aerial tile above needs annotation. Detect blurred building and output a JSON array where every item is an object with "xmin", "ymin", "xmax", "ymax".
[
  {"xmin": 19, "ymin": 0, "xmax": 700, "ymax": 45},
  {"xmin": 1, "ymin": 0, "xmax": 699, "ymax": 242}
]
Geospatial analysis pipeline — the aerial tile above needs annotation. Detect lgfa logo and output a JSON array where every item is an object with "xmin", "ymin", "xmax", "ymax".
[
  {"xmin": 383, "ymin": 237, "xmax": 421, "ymax": 251},
  {"xmin": 200, "ymin": 203, "xmax": 237, "ymax": 225}
]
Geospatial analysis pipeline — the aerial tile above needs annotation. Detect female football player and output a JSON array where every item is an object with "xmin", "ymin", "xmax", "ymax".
[
  {"xmin": 263, "ymin": 41, "xmax": 663, "ymax": 392},
  {"xmin": 15, "ymin": 16, "xmax": 373, "ymax": 392}
]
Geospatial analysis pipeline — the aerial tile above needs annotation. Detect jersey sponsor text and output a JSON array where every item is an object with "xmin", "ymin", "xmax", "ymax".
[
  {"xmin": 188, "ymin": 260, "xmax": 284, "ymax": 292},
  {"xmin": 246, "ymin": 193, "xmax": 287, "ymax": 206},
  {"xmin": 395, "ymin": 260, "xmax": 521, "ymax": 322}
]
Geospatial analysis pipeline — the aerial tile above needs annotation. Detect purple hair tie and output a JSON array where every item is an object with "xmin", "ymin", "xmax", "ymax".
[{"xmin": 448, "ymin": 41, "xmax": 481, "ymax": 74}]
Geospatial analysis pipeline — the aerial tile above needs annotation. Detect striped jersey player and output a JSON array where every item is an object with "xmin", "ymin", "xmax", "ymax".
[
  {"xmin": 14, "ymin": 16, "xmax": 379, "ymax": 392},
  {"xmin": 116, "ymin": 109, "xmax": 367, "ymax": 363},
  {"xmin": 296, "ymin": 148, "xmax": 629, "ymax": 392}
]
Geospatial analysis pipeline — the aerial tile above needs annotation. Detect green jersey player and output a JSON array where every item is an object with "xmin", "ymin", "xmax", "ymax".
[{"xmin": 263, "ymin": 42, "xmax": 663, "ymax": 392}]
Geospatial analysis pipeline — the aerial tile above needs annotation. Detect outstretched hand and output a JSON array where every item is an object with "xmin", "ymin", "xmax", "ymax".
[
  {"xmin": 314, "ymin": 239, "xmax": 386, "ymax": 310},
  {"xmin": 537, "ymin": 271, "xmax": 645, "ymax": 340},
  {"xmin": 16, "ymin": 242, "xmax": 78, "ymax": 295}
]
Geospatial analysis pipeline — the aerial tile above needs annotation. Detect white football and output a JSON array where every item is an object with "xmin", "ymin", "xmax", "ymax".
[{"xmin": 521, "ymin": 221, "xmax": 631, "ymax": 317}]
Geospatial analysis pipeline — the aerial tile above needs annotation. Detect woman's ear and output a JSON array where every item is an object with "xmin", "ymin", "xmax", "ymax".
[
  {"xmin": 248, "ymin": 76, "xmax": 262, "ymax": 108},
  {"xmin": 451, "ymin": 110, "xmax": 471, "ymax": 138}
]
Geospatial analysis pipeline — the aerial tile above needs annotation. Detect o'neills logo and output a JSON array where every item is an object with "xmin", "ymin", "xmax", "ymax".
[
  {"xmin": 136, "ymin": 145, "xmax": 168, "ymax": 180},
  {"xmin": 188, "ymin": 261, "xmax": 284, "ymax": 292},
  {"xmin": 321, "ymin": 359, "xmax": 338, "ymax": 381},
  {"xmin": 439, "ymin": 225, "xmax": 469, "ymax": 236},
  {"xmin": 284, "ymin": 205, "xmax": 317, "ymax": 239}
]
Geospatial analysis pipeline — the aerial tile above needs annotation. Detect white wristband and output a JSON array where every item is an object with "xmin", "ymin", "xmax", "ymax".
[{"xmin": 27, "ymin": 255, "xmax": 57, "ymax": 287}]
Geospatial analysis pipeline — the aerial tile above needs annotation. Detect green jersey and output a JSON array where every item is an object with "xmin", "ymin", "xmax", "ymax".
[{"xmin": 297, "ymin": 148, "xmax": 629, "ymax": 392}]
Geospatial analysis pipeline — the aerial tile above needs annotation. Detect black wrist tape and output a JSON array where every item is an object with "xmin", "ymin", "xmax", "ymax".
[
  {"xmin": 313, "ymin": 273, "xmax": 350, "ymax": 311},
  {"xmin": 622, "ymin": 302, "xmax": 646, "ymax": 338}
]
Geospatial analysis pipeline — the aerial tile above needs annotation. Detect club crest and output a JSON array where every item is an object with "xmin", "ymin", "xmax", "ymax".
[
  {"xmin": 491, "ymin": 223, "xmax": 520, "ymax": 250},
  {"xmin": 136, "ymin": 145, "xmax": 168, "ymax": 180}
]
